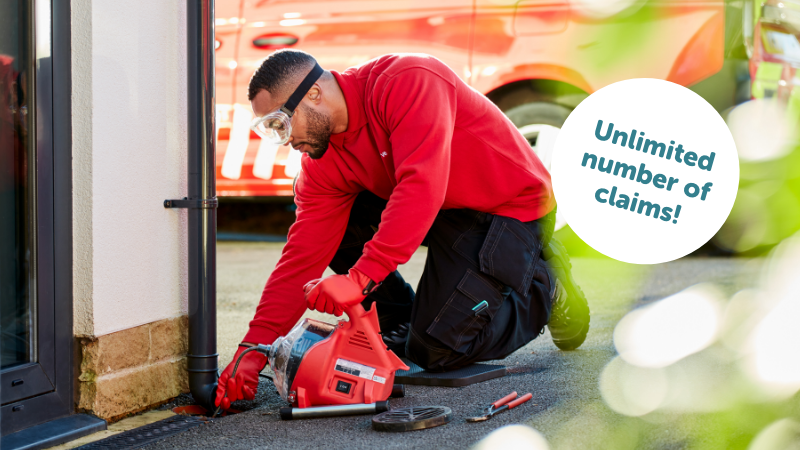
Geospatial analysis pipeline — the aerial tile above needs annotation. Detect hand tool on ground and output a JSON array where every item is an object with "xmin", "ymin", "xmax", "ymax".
[
  {"xmin": 214, "ymin": 302, "xmax": 408, "ymax": 419},
  {"xmin": 465, "ymin": 391, "xmax": 533, "ymax": 422}
]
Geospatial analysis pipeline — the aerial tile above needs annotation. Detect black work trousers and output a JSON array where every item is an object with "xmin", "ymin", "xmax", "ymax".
[{"xmin": 330, "ymin": 191, "xmax": 556, "ymax": 372}]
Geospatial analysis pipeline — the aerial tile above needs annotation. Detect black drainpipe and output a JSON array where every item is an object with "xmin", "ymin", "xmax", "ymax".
[
  {"xmin": 165, "ymin": 0, "xmax": 218, "ymax": 409},
  {"xmin": 186, "ymin": 0, "xmax": 218, "ymax": 410}
]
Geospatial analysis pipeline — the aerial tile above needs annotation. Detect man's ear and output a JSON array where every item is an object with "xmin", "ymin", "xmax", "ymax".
[{"xmin": 307, "ymin": 84, "xmax": 322, "ymax": 104}]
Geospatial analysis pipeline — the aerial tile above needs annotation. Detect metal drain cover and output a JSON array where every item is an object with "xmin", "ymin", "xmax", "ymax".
[
  {"xmin": 372, "ymin": 406, "xmax": 452, "ymax": 432},
  {"xmin": 75, "ymin": 415, "xmax": 206, "ymax": 449}
]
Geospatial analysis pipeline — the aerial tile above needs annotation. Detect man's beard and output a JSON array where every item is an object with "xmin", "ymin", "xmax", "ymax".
[{"xmin": 297, "ymin": 104, "xmax": 332, "ymax": 160}]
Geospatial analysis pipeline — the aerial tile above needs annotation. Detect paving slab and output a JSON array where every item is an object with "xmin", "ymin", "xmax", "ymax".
[{"xmin": 144, "ymin": 243, "xmax": 759, "ymax": 450}]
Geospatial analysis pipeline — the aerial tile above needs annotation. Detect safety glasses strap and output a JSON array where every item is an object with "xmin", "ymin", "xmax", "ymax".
[{"xmin": 281, "ymin": 62, "xmax": 324, "ymax": 117}]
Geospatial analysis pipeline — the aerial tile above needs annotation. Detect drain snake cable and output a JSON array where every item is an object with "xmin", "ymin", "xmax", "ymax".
[{"xmin": 211, "ymin": 344, "xmax": 271, "ymax": 418}]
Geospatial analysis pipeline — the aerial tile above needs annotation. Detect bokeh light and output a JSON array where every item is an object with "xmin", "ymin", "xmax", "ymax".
[
  {"xmin": 614, "ymin": 284, "xmax": 723, "ymax": 368},
  {"xmin": 720, "ymin": 289, "xmax": 762, "ymax": 355},
  {"xmin": 600, "ymin": 356, "xmax": 668, "ymax": 416},
  {"xmin": 741, "ymin": 236, "xmax": 800, "ymax": 399},
  {"xmin": 657, "ymin": 351, "xmax": 743, "ymax": 413},
  {"xmin": 570, "ymin": 0, "xmax": 641, "ymax": 19},
  {"xmin": 760, "ymin": 233, "xmax": 800, "ymax": 311},
  {"xmin": 747, "ymin": 295, "xmax": 800, "ymax": 398},
  {"xmin": 748, "ymin": 418, "xmax": 800, "ymax": 450},
  {"xmin": 726, "ymin": 99, "xmax": 797, "ymax": 162},
  {"xmin": 472, "ymin": 425, "xmax": 550, "ymax": 450}
]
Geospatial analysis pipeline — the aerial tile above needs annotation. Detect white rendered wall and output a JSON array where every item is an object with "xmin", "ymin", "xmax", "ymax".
[{"xmin": 72, "ymin": 0, "xmax": 189, "ymax": 337}]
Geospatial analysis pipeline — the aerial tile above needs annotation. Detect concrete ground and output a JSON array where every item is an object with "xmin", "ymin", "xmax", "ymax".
[{"xmin": 144, "ymin": 242, "xmax": 760, "ymax": 450}]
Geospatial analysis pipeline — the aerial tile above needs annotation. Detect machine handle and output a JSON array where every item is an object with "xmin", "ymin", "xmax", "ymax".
[
  {"xmin": 508, "ymin": 393, "xmax": 533, "ymax": 409},
  {"xmin": 344, "ymin": 302, "xmax": 369, "ymax": 327},
  {"xmin": 492, "ymin": 391, "xmax": 518, "ymax": 409},
  {"xmin": 346, "ymin": 277, "xmax": 380, "ymax": 324},
  {"xmin": 344, "ymin": 302, "xmax": 410, "ymax": 371}
]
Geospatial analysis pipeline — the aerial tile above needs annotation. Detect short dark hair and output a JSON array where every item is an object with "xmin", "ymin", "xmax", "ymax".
[{"xmin": 248, "ymin": 49, "xmax": 318, "ymax": 102}]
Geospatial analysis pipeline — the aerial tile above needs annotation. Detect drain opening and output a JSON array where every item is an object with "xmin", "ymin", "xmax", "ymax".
[{"xmin": 75, "ymin": 415, "xmax": 206, "ymax": 450}]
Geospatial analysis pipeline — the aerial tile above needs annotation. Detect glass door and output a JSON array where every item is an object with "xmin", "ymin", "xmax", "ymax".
[
  {"xmin": 1, "ymin": 0, "xmax": 37, "ymax": 375},
  {"xmin": 1, "ymin": 0, "xmax": 73, "ymax": 436}
]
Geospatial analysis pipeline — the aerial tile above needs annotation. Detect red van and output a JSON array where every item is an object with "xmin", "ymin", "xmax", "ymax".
[{"xmin": 214, "ymin": 0, "xmax": 725, "ymax": 197}]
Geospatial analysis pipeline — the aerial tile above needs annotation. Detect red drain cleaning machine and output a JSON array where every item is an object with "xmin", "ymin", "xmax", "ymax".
[{"xmin": 257, "ymin": 303, "xmax": 409, "ymax": 418}]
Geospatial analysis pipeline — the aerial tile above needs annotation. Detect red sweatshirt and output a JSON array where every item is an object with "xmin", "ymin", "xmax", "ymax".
[{"xmin": 244, "ymin": 54, "xmax": 555, "ymax": 345}]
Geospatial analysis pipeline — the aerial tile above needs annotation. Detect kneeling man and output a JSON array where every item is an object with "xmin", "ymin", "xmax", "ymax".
[{"xmin": 215, "ymin": 50, "xmax": 590, "ymax": 410}]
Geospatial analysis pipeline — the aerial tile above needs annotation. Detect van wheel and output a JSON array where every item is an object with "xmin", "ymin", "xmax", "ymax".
[
  {"xmin": 504, "ymin": 101, "xmax": 572, "ymax": 127},
  {"xmin": 502, "ymin": 100, "xmax": 573, "ymax": 231},
  {"xmin": 503, "ymin": 101, "xmax": 571, "ymax": 146}
]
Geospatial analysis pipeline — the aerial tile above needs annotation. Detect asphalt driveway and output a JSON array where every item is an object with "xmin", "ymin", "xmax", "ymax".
[{"xmin": 145, "ymin": 242, "xmax": 758, "ymax": 449}]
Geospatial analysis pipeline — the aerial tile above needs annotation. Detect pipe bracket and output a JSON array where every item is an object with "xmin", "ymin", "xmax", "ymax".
[{"xmin": 163, "ymin": 197, "xmax": 218, "ymax": 209}]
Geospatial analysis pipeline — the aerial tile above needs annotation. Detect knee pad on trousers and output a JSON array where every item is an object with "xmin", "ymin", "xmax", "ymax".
[{"xmin": 405, "ymin": 328, "xmax": 457, "ymax": 372}]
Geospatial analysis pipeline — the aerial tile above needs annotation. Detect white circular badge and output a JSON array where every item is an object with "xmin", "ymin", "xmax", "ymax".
[{"xmin": 551, "ymin": 79, "xmax": 739, "ymax": 264}]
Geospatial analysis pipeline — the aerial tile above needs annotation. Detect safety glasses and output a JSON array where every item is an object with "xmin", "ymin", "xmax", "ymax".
[{"xmin": 250, "ymin": 62, "xmax": 324, "ymax": 145}]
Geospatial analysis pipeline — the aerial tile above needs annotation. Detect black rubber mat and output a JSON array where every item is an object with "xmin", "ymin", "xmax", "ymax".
[
  {"xmin": 74, "ymin": 415, "xmax": 206, "ymax": 449},
  {"xmin": 394, "ymin": 359, "xmax": 506, "ymax": 387}
]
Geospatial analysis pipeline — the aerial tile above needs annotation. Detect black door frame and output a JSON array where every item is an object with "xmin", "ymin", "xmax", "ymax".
[{"xmin": 1, "ymin": 0, "xmax": 75, "ymax": 435}]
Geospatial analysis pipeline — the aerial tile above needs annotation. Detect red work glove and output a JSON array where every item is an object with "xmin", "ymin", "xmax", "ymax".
[
  {"xmin": 304, "ymin": 268, "xmax": 376, "ymax": 315},
  {"xmin": 215, "ymin": 345, "xmax": 268, "ymax": 410},
  {"xmin": 303, "ymin": 277, "xmax": 344, "ymax": 316}
]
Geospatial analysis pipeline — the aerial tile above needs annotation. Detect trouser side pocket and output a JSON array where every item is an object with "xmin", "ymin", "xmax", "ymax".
[
  {"xmin": 425, "ymin": 269, "xmax": 504, "ymax": 354},
  {"xmin": 479, "ymin": 215, "xmax": 542, "ymax": 295}
]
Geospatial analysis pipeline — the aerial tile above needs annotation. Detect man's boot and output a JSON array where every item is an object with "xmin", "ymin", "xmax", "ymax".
[
  {"xmin": 543, "ymin": 238, "xmax": 590, "ymax": 350},
  {"xmin": 382, "ymin": 323, "xmax": 410, "ymax": 357}
]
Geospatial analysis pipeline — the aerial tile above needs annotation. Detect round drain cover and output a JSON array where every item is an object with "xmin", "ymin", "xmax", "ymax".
[{"xmin": 372, "ymin": 406, "xmax": 452, "ymax": 432}]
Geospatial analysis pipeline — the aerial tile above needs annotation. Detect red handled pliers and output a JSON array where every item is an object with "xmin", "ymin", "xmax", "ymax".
[{"xmin": 466, "ymin": 391, "xmax": 533, "ymax": 422}]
